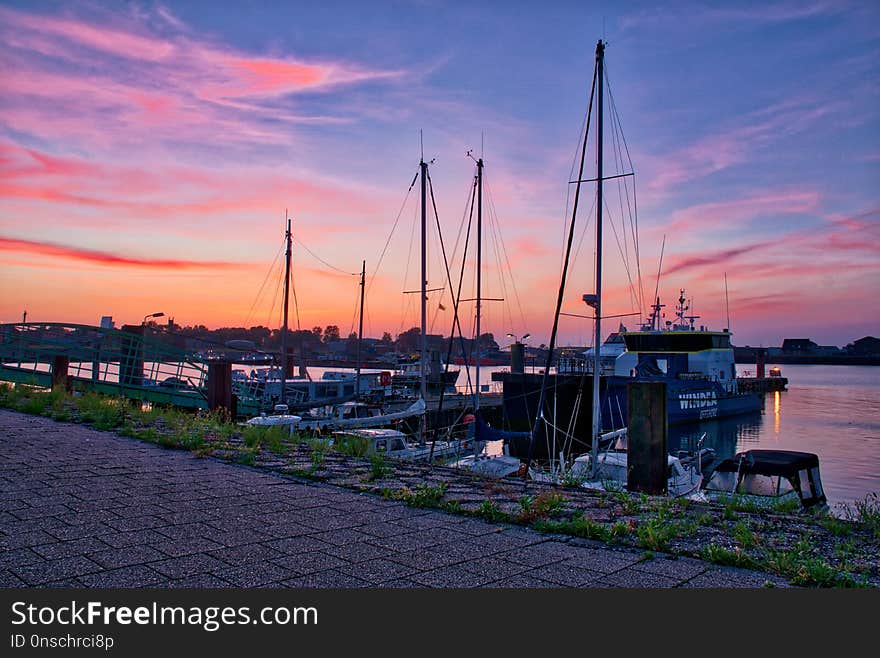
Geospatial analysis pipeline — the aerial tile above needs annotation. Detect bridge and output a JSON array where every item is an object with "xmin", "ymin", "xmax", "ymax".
[{"xmin": 0, "ymin": 322, "xmax": 264, "ymax": 417}]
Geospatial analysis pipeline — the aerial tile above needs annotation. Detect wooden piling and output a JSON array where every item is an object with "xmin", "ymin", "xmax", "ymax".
[
  {"xmin": 51, "ymin": 355, "xmax": 71, "ymax": 392},
  {"xmin": 207, "ymin": 361, "xmax": 235, "ymax": 415},
  {"xmin": 627, "ymin": 381, "xmax": 667, "ymax": 495}
]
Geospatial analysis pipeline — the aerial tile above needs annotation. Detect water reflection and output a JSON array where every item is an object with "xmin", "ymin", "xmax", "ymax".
[
  {"xmin": 773, "ymin": 390, "xmax": 780, "ymax": 435},
  {"xmin": 669, "ymin": 410, "xmax": 765, "ymax": 468}
]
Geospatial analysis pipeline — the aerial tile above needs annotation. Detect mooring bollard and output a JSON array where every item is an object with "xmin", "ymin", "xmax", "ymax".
[{"xmin": 627, "ymin": 381, "xmax": 667, "ymax": 495}]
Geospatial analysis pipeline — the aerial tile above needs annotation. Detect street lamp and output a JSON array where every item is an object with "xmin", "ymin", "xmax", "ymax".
[
  {"xmin": 142, "ymin": 311, "xmax": 164, "ymax": 326},
  {"xmin": 506, "ymin": 332, "xmax": 530, "ymax": 344}
]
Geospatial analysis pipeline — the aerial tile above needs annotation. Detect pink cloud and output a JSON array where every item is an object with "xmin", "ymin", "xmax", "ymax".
[
  {"xmin": 661, "ymin": 188, "xmax": 821, "ymax": 234},
  {"xmin": 643, "ymin": 98, "xmax": 842, "ymax": 195},
  {"xmin": 0, "ymin": 236, "xmax": 251, "ymax": 269},
  {"xmin": 0, "ymin": 5, "xmax": 402, "ymax": 152}
]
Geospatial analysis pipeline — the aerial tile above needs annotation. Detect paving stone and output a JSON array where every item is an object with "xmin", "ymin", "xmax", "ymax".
[
  {"xmin": 78, "ymin": 565, "xmax": 167, "ymax": 588},
  {"xmin": 555, "ymin": 550, "xmax": 643, "ymax": 574},
  {"xmin": 87, "ymin": 545, "xmax": 167, "ymax": 569},
  {"xmin": 336, "ymin": 558, "xmax": 420, "ymax": 584},
  {"xmin": 105, "ymin": 515, "xmax": 168, "ymax": 533},
  {"xmin": 271, "ymin": 551, "xmax": 350, "ymax": 575},
  {"xmin": 529, "ymin": 563, "xmax": 603, "ymax": 587},
  {"xmin": 153, "ymin": 537, "xmax": 225, "ymax": 557},
  {"xmin": 0, "ymin": 569, "xmax": 26, "ymax": 587},
  {"xmin": 213, "ymin": 562, "xmax": 296, "ymax": 587},
  {"xmin": 484, "ymin": 575, "xmax": 561, "ymax": 588},
  {"xmin": 166, "ymin": 574, "xmax": 233, "ymax": 588},
  {"xmin": 321, "ymin": 541, "xmax": 391, "ymax": 564},
  {"xmin": 281, "ymin": 569, "xmax": 371, "ymax": 588},
  {"xmin": 597, "ymin": 570, "xmax": 679, "ymax": 588},
  {"xmin": 410, "ymin": 565, "xmax": 496, "ymax": 588},
  {"xmin": 266, "ymin": 536, "xmax": 334, "ymax": 555},
  {"xmin": 0, "ymin": 530, "xmax": 57, "ymax": 550},
  {"xmin": 151, "ymin": 554, "xmax": 230, "ymax": 578},
  {"xmin": 209, "ymin": 543, "xmax": 286, "ymax": 565},
  {"xmin": 97, "ymin": 529, "xmax": 170, "ymax": 548},
  {"xmin": 459, "ymin": 556, "xmax": 532, "ymax": 580},
  {"xmin": 632, "ymin": 555, "xmax": 709, "ymax": 580},
  {"xmin": 33, "ymin": 538, "xmax": 111, "ymax": 560},
  {"xmin": 12, "ymin": 556, "xmax": 103, "ymax": 585},
  {"xmin": 0, "ymin": 547, "xmax": 46, "ymax": 569}
]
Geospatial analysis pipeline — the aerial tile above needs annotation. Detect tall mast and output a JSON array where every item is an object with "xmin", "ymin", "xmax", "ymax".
[
  {"xmin": 590, "ymin": 39, "xmax": 605, "ymax": 475},
  {"xmin": 420, "ymin": 156, "xmax": 428, "ymax": 443},
  {"xmin": 280, "ymin": 213, "xmax": 292, "ymax": 406},
  {"xmin": 475, "ymin": 156, "xmax": 483, "ymax": 411},
  {"xmin": 355, "ymin": 259, "xmax": 366, "ymax": 398}
]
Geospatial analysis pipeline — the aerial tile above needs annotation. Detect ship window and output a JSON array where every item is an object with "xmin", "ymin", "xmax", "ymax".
[
  {"xmin": 706, "ymin": 471, "xmax": 736, "ymax": 492},
  {"xmin": 344, "ymin": 385, "xmax": 354, "ymax": 395},
  {"xmin": 738, "ymin": 474, "xmax": 778, "ymax": 496},
  {"xmin": 809, "ymin": 468, "xmax": 824, "ymax": 497},
  {"xmin": 777, "ymin": 477, "xmax": 795, "ymax": 496}
]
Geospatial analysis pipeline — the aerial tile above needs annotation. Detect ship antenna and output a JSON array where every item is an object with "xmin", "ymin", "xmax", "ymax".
[
  {"xmin": 649, "ymin": 235, "xmax": 666, "ymax": 330},
  {"xmin": 724, "ymin": 272, "xmax": 731, "ymax": 332}
]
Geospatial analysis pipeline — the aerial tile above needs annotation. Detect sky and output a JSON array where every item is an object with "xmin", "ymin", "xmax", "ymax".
[{"xmin": 1, "ymin": 0, "xmax": 878, "ymax": 348}]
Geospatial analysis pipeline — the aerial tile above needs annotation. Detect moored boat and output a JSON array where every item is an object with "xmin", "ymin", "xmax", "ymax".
[{"xmin": 701, "ymin": 449, "xmax": 827, "ymax": 510}]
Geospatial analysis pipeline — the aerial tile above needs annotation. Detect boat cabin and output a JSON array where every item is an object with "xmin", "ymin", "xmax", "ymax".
[
  {"xmin": 703, "ymin": 450, "xmax": 826, "ymax": 509},
  {"xmin": 331, "ymin": 429, "xmax": 410, "ymax": 454}
]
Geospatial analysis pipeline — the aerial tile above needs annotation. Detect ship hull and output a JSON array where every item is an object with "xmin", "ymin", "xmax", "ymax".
[{"xmin": 495, "ymin": 372, "xmax": 761, "ymax": 460}]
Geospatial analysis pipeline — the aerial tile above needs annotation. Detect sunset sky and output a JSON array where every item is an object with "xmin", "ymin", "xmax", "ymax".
[{"xmin": 1, "ymin": 1, "xmax": 878, "ymax": 348}]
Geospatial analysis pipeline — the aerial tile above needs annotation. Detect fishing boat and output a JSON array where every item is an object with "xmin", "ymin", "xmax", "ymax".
[{"xmin": 599, "ymin": 290, "xmax": 762, "ymax": 428}]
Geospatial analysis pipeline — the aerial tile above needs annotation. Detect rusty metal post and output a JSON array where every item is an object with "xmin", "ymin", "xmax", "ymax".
[
  {"xmin": 756, "ymin": 348, "xmax": 766, "ymax": 379},
  {"xmin": 207, "ymin": 361, "xmax": 233, "ymax": 414},
  {"xmin": 119, "ymin": 324, "xmax": 145, "ymax": 387},
  {"xmin": 627, "ymin": 381, "xmax": 667, "ymax": 495},
  {"xmin": 51, "ymin": 355, "xmax": 71, "ymax": 392}
]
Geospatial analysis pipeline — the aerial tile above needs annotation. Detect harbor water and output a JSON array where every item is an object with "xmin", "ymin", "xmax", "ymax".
[{"xmin": 460, "ymin": 363, "xmax": 879, "ymax": 509}]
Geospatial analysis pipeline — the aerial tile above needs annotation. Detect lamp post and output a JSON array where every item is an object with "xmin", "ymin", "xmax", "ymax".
[
  {"xmin": 142, "ymin": 312, "xmax": 164, "ymax": 326},
  {"xmin": 506, "ymin": 333, "xmax": 530, "ymax": 374}
]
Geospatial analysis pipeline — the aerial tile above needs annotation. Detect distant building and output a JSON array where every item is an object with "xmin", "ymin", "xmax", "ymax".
[
  {"xmin": 100, "ymin": 316, "xmax": 115, "ymax": 329},
  {"xmin": 781, "ymin": 338, "xmax": 817, "ymax": 353},
  {"xmin": 845, "ymin": 336, "xmax": 880, "ymax": 356}
]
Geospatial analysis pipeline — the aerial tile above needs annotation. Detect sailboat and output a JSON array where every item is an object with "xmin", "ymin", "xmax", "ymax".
[{"xmin": 520, "ymin": 40, "xmax": 705, "ymax": 496}]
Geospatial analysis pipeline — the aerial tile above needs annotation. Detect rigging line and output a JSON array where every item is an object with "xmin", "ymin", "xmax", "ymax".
[
  {"xmin": 243, "ymin": 241, "xmax": 284, "ymax": 328},
  {"xmin": 605, "ymin": 66, "xmax": 644, "ymax": 315},
  {"xmin": 399, "ymin": 190, "xmax": 420, "ymax": 337},
  {"xmin": 291, "ymin": 235, "xmax": 357, "ymax": 276},
  {"xmin": 560, "ymin": 96, "xmax": 591, "ymax": 275},
  {"xmin": 289, "ymin": 251, "xmax": 302, "ymax": 331},
  {"xmin": 267, "ymin": 259, "xmax": 284, "ymax": 334},
  {"xmin": 485, "ymin": 179, "xmax": 528, "ymax": 334},
  {"xmin": 448, "ymin": 174, "xmax": 477, "ymax": 279},
  {"xmin": 603, "ymin": 196, "xmax": 640, "ymax": 314},
  {"xmin": 608, "ymin": 95, "xmax": 631, "ymax": 292},
  {"xmin": 570, "ymin": 194, "xmax": 598, "ymax": 270},
  {"xmin": 367, "ymin": 168, "xmax": 418, "ymax": 297},
  {"xmin": 425, "ymin": 168, "xmax": 477, "ymax": 403},
  {"xmin": 526, "ymin": 52, "xmax": 599, "ymax": 467}
]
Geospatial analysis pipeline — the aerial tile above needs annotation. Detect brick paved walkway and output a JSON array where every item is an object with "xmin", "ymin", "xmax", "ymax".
[{"xmin": 0, "ymin": 410, "xmax": 790, "ymax": 588}]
